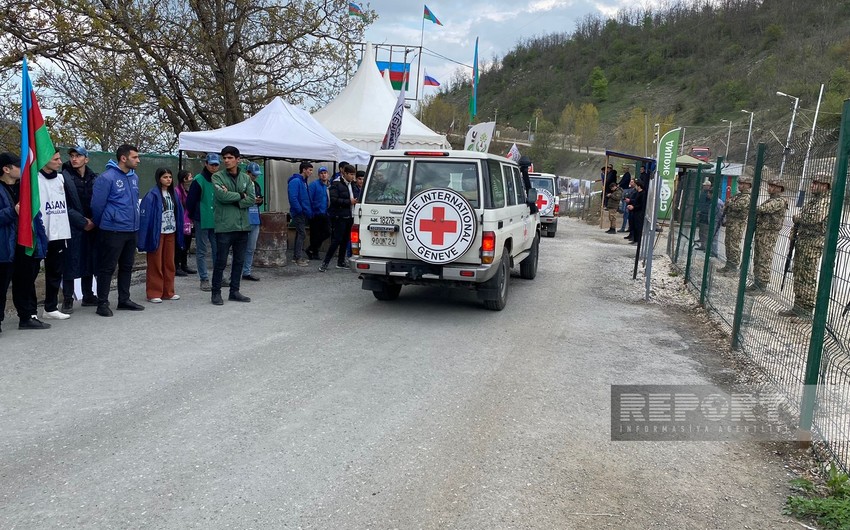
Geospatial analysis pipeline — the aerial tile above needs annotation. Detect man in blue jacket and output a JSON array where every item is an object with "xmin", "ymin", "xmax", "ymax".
[
  {"xmin": 306, "ymin": 166, "xmax": 330, "ymax": 260},
  {"xmin": 91, "ymin": 144, "xmax": 144, "ymax": 316},
  {"xmin": 287, "ymin": 161, "xmax": 313, "ymax": 266}
]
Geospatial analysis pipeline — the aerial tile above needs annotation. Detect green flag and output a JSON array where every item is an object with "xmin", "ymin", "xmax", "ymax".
[{"xmin": 656, "ymin": 128, "xmax": 681, "ymax": 220}]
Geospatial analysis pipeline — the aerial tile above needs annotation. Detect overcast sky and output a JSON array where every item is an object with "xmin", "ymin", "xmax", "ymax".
[{"xmin": 362, "ymin": 0, "xmax": 663, "ymax": 97}]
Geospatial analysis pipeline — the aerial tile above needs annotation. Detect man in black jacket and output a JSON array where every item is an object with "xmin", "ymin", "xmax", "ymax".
[
  {"xmin": 627, "ymin": 179, "xmax": 648, "ymax": 245},
  {"xmin": 319, "ymin": 164, "xmax": 357, "ymax": 272},
  {"xmin": 61, "ymin": 146, "xmax": 98, "ymax": 312}
]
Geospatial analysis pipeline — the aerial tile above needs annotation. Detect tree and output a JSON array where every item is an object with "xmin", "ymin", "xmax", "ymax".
[
  {"xmin": 589, "ymin": 66, "xmax": 608, "ymax": 102},
  {"xmin": 0, "ymin": 0, "xmax": 372, "ymax": 148},
  {"xmin": 575, "ymin": 103, "xmax": 599, "ymax": 152},
  {"xmin": 559, "ymin": 102, "xmax": 577, "ymax": 150},
  {"xmin": 529, "ymin": 119, "xmax": 556, "ymax": 165},
  {"xmin": 616, "ymin": 108, "xmax": 647, "ymax": 155}
]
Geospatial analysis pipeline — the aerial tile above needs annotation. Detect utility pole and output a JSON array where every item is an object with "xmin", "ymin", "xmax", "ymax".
[
  {"xmin": 721, "ymin": 119, "xmax": 732, "ymax": 159},
  {"xmin": 776, "ymin": 91, "xmax": 800, "ymax": 179},
  {"xmin": 741, "ymin": 109, "xmax": 754, "ymax": 169}
]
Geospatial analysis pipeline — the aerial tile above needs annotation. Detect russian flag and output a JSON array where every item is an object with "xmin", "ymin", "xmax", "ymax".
[{"xmin": 423, "ymin": 69, "xmax": 440, "ymax": 87}]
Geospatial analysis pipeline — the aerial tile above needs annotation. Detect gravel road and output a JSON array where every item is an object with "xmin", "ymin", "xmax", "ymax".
[{"xmin": 0, "ymin": 218, "xmax": 803, "ymax": 528}]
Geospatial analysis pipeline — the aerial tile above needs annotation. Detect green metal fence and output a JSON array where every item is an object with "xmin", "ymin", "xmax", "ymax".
[{"xmin": 663, "ymin": 99, "xmax": 850, "ymax": 472}]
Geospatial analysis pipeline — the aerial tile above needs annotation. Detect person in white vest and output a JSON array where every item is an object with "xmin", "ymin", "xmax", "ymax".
[{"xmin": 38, "ymin": 150, "xmax": 73, "ymax": 320}]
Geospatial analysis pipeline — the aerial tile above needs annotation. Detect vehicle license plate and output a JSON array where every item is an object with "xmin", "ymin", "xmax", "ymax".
[{"xmin": 371, "ymin": 233, "xmax": 397, "ymax": 246}]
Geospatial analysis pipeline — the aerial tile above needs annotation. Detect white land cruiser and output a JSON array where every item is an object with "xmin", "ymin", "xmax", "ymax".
[
  {"xmin": 529, "ymin": 172, "xmax": 559, "ymax": 237},
  {"xmin": 351, "ymin": 150, "xmax": 541, "ymax": 310}
]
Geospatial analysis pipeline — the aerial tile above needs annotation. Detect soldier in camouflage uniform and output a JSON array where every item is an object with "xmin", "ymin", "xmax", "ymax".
[
  {"xmin": 605, "ymin": 182, "xmax": 623, "ymax": 234},
  {"xmin": 718, "ymin": 170, "xmax": 753, "ymax": 274},
  {"xmin": 779, "ymin": 172, "xmax": 832, "ymax": 317},
  {"xmin": 749, "ymin": 178, "xmax": 787, "ymax": 292}
]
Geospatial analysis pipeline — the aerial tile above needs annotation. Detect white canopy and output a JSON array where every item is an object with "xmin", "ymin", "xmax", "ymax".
[
  {"xmin": 178, "ymin": 97, "xmax": 370, "ymax": 165},
  {"xmin": 313, "ymin": 43, "xmax": 450, "ymax": 153}
]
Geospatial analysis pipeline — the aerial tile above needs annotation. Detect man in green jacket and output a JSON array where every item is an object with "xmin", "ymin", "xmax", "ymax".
[{"xmin": 210, "ymin": 145, "xmax": 255, "ymax": 305}]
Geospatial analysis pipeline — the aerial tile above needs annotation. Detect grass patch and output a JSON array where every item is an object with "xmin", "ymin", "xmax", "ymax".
[{"xmin": 785, "ymin": 463, "xmax": 850, "ymax": 529}]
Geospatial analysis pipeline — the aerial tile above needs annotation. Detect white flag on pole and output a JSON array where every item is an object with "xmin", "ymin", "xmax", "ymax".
[
  {"xmin": 463, "ymin": 121, "xmax": 496, "ymax": 153},
  {"xmin": 506, "ymin": 143, "xmax": 521, "ymax": 160},
  {"xmin": 381, "ymin": 72, "xmax": 407, "ymax": 150}
]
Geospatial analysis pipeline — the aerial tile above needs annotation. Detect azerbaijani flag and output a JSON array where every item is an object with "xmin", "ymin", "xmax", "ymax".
[
  {"xmin": 376, "ymin": 61, "xmax": 411, "ymax": 90},
  {"xmin": 469, "ymin": 37, "xmax": 478, "ymax": 122},
  {"xmin": 423, "ymin": 69, "xmax": 440, "ymax": 87},
  {"xmin": 348, "ymin": 2, "xmax": 365, "ymax": 19},
  {"xmin": 423, "ymin": 5, "xmax": 442, "ymax": 25},
  {"xmin": 19, "ymin": 57, "xmax": 55, "ymax": 254}
]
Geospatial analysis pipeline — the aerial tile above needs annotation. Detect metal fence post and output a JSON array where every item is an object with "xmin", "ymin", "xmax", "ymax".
[
  {"xmin": 799, "ymin": 99, "xmax": 850, "ymax": 437},
  {"xmin": 731, "ymin": 144, "xmax": 767, "ymax": 349},
  {"xmin": 684, "ymin": 167, "xmax": 704, "ymax": 284},
  {"xmin": 700, "ymin": 157, "xmax": 724, "ymax": 307},
  {"xmin": 673, "ymin": 174, "xmax": 691, "ymax": 263}
]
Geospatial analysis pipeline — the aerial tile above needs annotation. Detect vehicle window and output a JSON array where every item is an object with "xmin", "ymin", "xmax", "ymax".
[
  {"xmin": 412, "ymin": 161, "xmax": 479, "ymax": 207},
  {"xmin": 364, "ymin": 160, "xmax": 409, "ymax": 204},
  {"xmin": 513, "ymin": 167, "xmax": 527, "ymax": 203},
  {"xmin": 487, "ymin": 159, "xmax": 505, "ymax": 208},
  {"xmin": 504, "ymin": 164, "xmax": 517, "ymax": 206},
  {"xmin": 530, "ymin": 177, "xmax": 554, "ymax": 194}
]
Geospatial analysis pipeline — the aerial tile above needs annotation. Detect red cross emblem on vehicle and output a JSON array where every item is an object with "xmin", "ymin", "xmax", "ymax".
[
  {"xmin": 419, "ymin": 206, "xmax": 458, "ymax": 245},
  {"xmin": 536, "ymin": 194, "xmax": 548, "ymax": 210}
]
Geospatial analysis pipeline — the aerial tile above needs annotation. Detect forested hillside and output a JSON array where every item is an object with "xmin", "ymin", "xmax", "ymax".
[{"xmin": 422, "ymin": 0, "xmax": 850, "ymax": 173}]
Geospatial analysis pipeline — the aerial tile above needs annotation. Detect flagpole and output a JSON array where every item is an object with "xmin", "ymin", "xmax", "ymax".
[{"xmin": 418, "ymin": 6, "xmax": 425, "ymax": 102}]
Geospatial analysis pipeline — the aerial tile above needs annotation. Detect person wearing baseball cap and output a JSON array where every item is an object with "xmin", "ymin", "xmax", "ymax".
[
  {"xmin": 60, "ymin": 145, "xmax": 99, "ymax": 313},
  {"xmin": 306, "ymin": 166, "xmax": 331, "ymax": 260},
  {"xmin": 185, "ymin": 152, "xmax": 222, "ymax": 291},
  {"xmin": 780, "ymin": 171, "xmax": 832, "ymax": 317}
]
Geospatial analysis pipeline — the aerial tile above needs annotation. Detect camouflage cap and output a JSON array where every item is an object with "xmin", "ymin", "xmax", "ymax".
[
  {"xmin": 812, "ymin": 171, "xmax": 833, "ymax": 185},
  {"xmin": 767, "ymin": 178, "xmax": 784, "ymax": 189},
  {"xmin": 739, "ymin": 166, "xmax": 754, "ymax": 184}
]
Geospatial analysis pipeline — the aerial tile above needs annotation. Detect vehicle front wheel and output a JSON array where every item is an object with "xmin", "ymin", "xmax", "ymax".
[
  {"xmin": 519, "ymin": 234, "xmax": 539, "ymax": 280},
  {"xmin": 483, "ymin": 251, "xmax": 510, "ymax": 311},
  {"xmin": 373, "ymin": 283, "xmax": 402, "ymax": 301}
]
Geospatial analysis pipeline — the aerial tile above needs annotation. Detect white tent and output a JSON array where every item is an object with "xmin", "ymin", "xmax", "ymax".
[
  {"xmin": 313, "ymin": 43, "xmax": 450, "ymax": 153},
  {"xmin": 178, "ymin": 97, "xmax": 370, "ymax": 165}
]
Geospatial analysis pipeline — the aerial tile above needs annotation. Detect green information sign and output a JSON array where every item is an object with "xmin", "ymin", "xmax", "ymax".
[{"xmin": 656, "ymin": 128, "xmax": 682, "ymax": 220}]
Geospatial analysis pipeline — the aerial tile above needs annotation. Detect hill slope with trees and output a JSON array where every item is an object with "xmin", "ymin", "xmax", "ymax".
[{"xmin": 421, "ymin": 0, "xmax": 850, "ymax": 173}]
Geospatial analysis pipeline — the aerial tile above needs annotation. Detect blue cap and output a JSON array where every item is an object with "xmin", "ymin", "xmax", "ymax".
[
  {"xmin": 318, "ymin": 166, "xmax": 328, "ymax": 172},
  {"xmin": 205, "ymin": 153, "xmax": 221, "ymax": 165},
  {"xmin": 68, "ymin": 146, "xmax": 88, "ymax": 157},
  {"xmin": 246, "ymin": 162, "xmax": 262, "ymax": 176}
]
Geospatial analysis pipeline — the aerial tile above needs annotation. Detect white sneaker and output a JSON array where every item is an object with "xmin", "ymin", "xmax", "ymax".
[
  {"xmin": 43, "ymin": 310, "xmax": 70, "ymax": 320},
  {"xmin": 164, "ymin": 295, "xmax": 180, "ymax": 300},
  {"xmin": 147, "ymin": 298, "xmax": 163, "ymax": 303}
]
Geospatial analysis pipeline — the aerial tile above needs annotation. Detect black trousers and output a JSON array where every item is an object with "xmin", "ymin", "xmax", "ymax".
[
  {"xmin": 63, "ymin": 230, "xmax": 98, "ymax": 301},
  {"xmin": 43, "ymin": 239, "xmax": 66, "ymax": 312},
  {"xmin": 0, "ymin": 262, "xmax": 11, "ymax": 325},
  {"xmin": 175, "ymin": 230, "xmax": 194, "ymax": 269},
  {"xmin": 212, "ymin": 231, "xmax": 248, "ymax": 294},
  {"xmin": 12, "ymin": 245, "xmax": 41, "ymax": 321},
  {"xmin": 97, "ymin": 230, "xmax": 137, "ymax": 305},
  {"xmin": 323, "ymin": 217, "xmax": 353, "ymax": 266},
  {"xmin": 307, "ymin": 214, "xmax": 330, "ymax": 256}
]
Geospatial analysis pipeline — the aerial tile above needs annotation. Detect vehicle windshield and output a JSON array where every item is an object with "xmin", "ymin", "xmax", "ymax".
[{"xmin": 529, "ymin": 177, "xmax": 555, "ymax": 194}]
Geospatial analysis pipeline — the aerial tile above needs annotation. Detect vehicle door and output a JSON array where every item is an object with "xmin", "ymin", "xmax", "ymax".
[{"xmin": 357, "ymin": 158, "xmax": 411, "ymax": 260}]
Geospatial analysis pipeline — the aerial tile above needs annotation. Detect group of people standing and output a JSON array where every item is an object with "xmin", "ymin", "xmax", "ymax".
[
  {"xmin": 603, "ymin": 163, "xmax": 649, "ymax": 245},
  {"xmin": 720, "ymin": 168, "xmax": 833, "ymax": 318},
  {"xmin": 0, "ymin": 144, "xmax": 266, "ymax": 334},
  {"xmin": 286, "ymin": 161, "xmax": 364, "ymax": 272}
]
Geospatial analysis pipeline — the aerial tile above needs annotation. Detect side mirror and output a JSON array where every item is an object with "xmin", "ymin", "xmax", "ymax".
[{"xmin": 526, "ymin": 187, "xmax": 539, "ymax": 214}]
